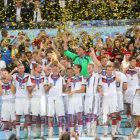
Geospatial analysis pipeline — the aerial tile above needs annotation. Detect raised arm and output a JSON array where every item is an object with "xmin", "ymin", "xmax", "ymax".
[
  {"xmin": 89, "ymin": 48, "xmax": 101, "ymax": 67},
  {"xmin": 36, "ymin": 42, "xmax": 44, "ymax": 65}
]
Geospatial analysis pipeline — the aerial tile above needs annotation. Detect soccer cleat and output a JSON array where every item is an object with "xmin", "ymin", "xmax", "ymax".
[
  {"xmin": 111, "ymin": 135, "xmax": 114, "ymax": 138},
  {"xmin": 36, "ymin": 134, "xmax": 41, "ymax": 138},
  {"xmin": 104, "ymin": 135, "xmax": 108, "ymax": 138},
  {"xmin": 24, "ymin": 134, "xmax": 28, "ymax": 138}
]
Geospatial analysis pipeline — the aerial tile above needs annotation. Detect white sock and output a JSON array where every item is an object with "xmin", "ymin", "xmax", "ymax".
[
  {"xmin": 127, "ymin": 115, "xmax": 131, "ymax": 123},
  {"xmin": 5, "ymin": 130, "xmax": 9, "ymax": 139},
  {"xmin": 32, "ymin": 124, "xmax": 36, "ymax": 137},
  {"xmin": 86, "ymin": 122, "xmax": 91, "ymax": 136},
  {"xmin": 133, "ymin": 127, "xmax": 140, "ymax": 136},
  {"xmin": 112, "ymin": 125, "xmax": 117, "ymax": 135},
  {"xmin": 12, "ymin": 127, "xmax": 16, "ymax": 135},
  {"xmin": 48, "ymin": 127, "xmax": 53, "ymax": 138},
  {"xmin": 78, "ymin": 125, "xmax": 83, "ymax": 136},
  {"xmin": 103, "ymin": 125, "xmax": 108, "ymax": 136},
  {"xmin": 37, "ymin": 127, "xmax": 41, "ymax": 135},
  {"xmin": 28, "ymin": 126, "xmax": 31, "ymax": 137},
  {"xmin": 59, "ymin": 127, "xmax": 63, "ymax": 136},
  {"xmin": 117, "ymin": 121, "xmax": 121, "ymax": 132},
  {"xmin": 91, "ymin": 120, "xmax": 97, "ymax": 137},
  {"xmin": 24, "ymin": 128, "xmax": 28, "ymax": 135},
  {"xmin": 16, "ymin": 125, "xmax": 20, "ymax": 137},
  {"xmin": 41, "ymin": 124, "xmax": 45, "ymax": 137}
]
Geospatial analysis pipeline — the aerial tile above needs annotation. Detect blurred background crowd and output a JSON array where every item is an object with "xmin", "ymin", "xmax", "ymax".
[{"xmin": 0, "ymin": 0, "xmax": 139, "ymax": 24}]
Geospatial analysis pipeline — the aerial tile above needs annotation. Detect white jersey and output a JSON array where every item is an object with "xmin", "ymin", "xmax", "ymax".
[
  {"xmin": 1, "ymin": 81, "xmax": 15, "ymax": 101},
  {"xmin": 70, "ymin": 75, "xmax": 86, "ymax": 97},
  {"xmin": 125, "ymin": 67, "xmax": 139, "ymax": 87},
  {"xmin": 47, "ymin": 74, "xmax": 65, "ymax": 96},
  {"xmin": 116, "ymin": 71, "xmax": 127, "ymax": 92},
  {"xmin": 99, "ymin": 74, "xmax": 117, "ymax": 97},
  {"xmin": 27, "ymin": 75, "xmax": 47, "ymax": 98},
  {"xmin": 86, "ymin": 72, "xmax": 99, "ymax": 96},
  {"xmin": 13, "ymin": 73, "xmax": 30, "ymax": 98},
  {"xmin": 41, "ymin": 58, "xmax": 48, "ymax": 76}
]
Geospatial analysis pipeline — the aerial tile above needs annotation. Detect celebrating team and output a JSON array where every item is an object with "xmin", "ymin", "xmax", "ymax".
[{"xmin": 0, "ymin": 42, "xmax": 140, "ymax": 140}]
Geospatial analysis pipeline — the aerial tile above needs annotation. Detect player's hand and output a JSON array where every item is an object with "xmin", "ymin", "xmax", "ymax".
[
  {"xmin": 71, "ymin": 131, "xmax": 77, "ymax": 137},
  {"xmin": 68, "ymin": 91, "xmax": 75, "ymax": 98},
  {"xmin": 66, "ymin": 79, "xmax": 71, "ymax": 84},
  {"xmin": 33, "ymin": 83, "xmax": 36, "ymax": 88},
  {"xmin": 134, "ymin": 68, "xmax": 138, "ymax": 72},
  {"xmin": 49, "ymin": 83, "xmax": 52, "ymax": 87},
  {"xmin": 29, "ymin": 93, "xmax": 32, "ymax": 98},
  {"xmin": 14, "ymin": 67, "xmax": 18, "ymax": 72},
  {"xmin": 138, "ymin": 89, "xmax": 140, "ymax": 95},
  {"xmin": 100, "ymin": 92, "xmax": 104, "ymax": 96}
]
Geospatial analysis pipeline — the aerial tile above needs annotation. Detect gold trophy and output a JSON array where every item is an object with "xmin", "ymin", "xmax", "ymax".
[{"xmin": 52, "ymin": 52, "xmax": 58, "ymax": 65}]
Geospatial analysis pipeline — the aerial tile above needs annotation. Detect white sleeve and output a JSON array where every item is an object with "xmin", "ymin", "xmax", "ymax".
[
  {"xmin": 122, "ymin": 74, "xmax": 127, "ymax": 83},
  {"xmin": 44, "ymin": 77, "xmax": 49, "ymax": 86}
]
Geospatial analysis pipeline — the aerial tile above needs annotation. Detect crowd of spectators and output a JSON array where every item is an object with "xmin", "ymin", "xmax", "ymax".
[
  {"xmin": 0, "ymin": 24, "xmax": 139, "ymax": 75},
  {"xmin": 0, "ymin": 0, "xmax": 139, "ymax": 24}
]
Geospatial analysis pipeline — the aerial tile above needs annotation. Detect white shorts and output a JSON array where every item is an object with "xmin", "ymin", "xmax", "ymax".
[
  {"xmin": 132, "ymin": 98, "xmax": 140, "ymax": 116},
  {"xmin": 31, "ymin": 97, "xmax": 46, "ymax": 116},
  {"xmin": 1, "ymin": 101, "xmax": 16, "ymax": 122},
  {"xmin": 15, "ymin": 98, "xmax": 30, "ymax": 115},
  {"xmin": 102, "ymin": 96, "xmax": 118, "ymax": 115},
  {"xmin": 47, "ymin": 96, "xmax": 65, "ymax": 117},
  {"xmin": 68, "ymin": 95, "xmax": 83, "ymax": 115},
  {"xmin": 117, "ymin": 92, "xmax": 124, "ymax": 112},
  {"xmin": 125, "ymin": 87, "xmax": 136, "ymax": 104}
]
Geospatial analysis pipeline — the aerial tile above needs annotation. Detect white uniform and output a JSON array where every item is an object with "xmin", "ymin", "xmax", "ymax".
[
  {"xmin": 125, "ymin": 67, "xmax": 140, "ymax": 104},
  {"xmin": 47, "ymin": 74, "xmax": 65, "ymax": 117},
  {"xmin": 13, "ymin": 73, "xmax": 30, "ymax": 115},
  {"xmin": 116, "ymin": 71, "xmax": 127, "ymax": 112},
  {"xmin": 132, "ymin": 87, "xmax": 140, "ymax": 116},
  {"xmin": 63, "ymin": 76, "xmax": 70, "ymax": 114},
  {"xmin": 1, "ymin": 82, "xmax": 15, "ymax": 122},
  {"xmin": 68, "ymin": 75, "xmax": 86, "ymax": 115},
  {"xmin": 85, "ymin": 72, "xmax": 100, "ymax": 115},
  {"xmin": 99, "ymin": 74, "xmax": 119, "ymax": 115},
  {"xmin": 27, "ymin": 75, "xmax": 47, "ymax": 116}
]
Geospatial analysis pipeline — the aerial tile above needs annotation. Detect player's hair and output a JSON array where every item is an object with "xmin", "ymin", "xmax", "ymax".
[
  {"xmin": 94, "ymin": 137, "xmax": 101, "ymax": 140},
  {"xmin": 63, "ymin": 57, "xmax": 70, "ymax": 62},
  {"xmin": 33, "ymin": 64, "xmax": 40, "ymax": 70},
  {"xmin": 32, "ymin": 50, "xmax": 38, "ymax": 55},
  {"xmin": 61, "ymin": 132, "xmax": 70, "ymax": 140},
  {"xmin": 17, "ymin": 64, "xmax": 24, "ymax": 68},
  {"xmin": 88, "ymin": 63, "xmax": 94, "ymax": 68},
  {"xmin": 74, "ymin": 64, "xmax": 82, "ymax": 72},
  {"xmin": 129, "ymin": 56, "xmax": 136, "ymax": 61},
  {"xmin": 113, "ymin": 62, "xmax": 120, "ymax": 68},
  {"xmin": 66, "ymin": 67, "xmax": 73, "ymax": 71},
  {"xmin": 101, "ymin": 56, "xmax": 107, "ymax": 60},
  {"xmin": 1, "ymin": 69, "xmax": 9, "ymax": 73},
  {"xmin": 78, "ymin": 45, "xmax": 86, "ymax": 51},
  {"xmin": 106, "ymin": 64, "xmax": 112, "ymax": 69}
]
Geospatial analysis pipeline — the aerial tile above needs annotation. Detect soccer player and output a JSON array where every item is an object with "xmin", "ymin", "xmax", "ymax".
[
  {"xmin": 67, "ymin": 64, "xmax": 86, "ymax": 136},
  {"xmin": 124, "ymin": 56, "xmax": 140, "ymax": 127},
  {"xmin": 131, "ymin": 86, "xmax": 140, "ymax": 139},
  {"xmin": 46, "ymin": 65, "xmax": 66, "ymax": 137},
  {"xmin": 98, "ymin": 65, "xmax": 121, "ymax": 137},
  {"xmin": 85, "ymin": 63, "xmax": 100, "ymax": 137},
  {"xmin": 27, "ymin": 64, "xmax": 48, "ymax": 139},
  {"xmin": 113, "ymin": 62, "xmax": 127, "ymax": 134},
  {"xmin": 0, "ymin": 70, "xmax": 16, "ymax": 139},
  {"xmin": 12, "ymin": 64, "xmax": 31, "ymax": 139}
]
